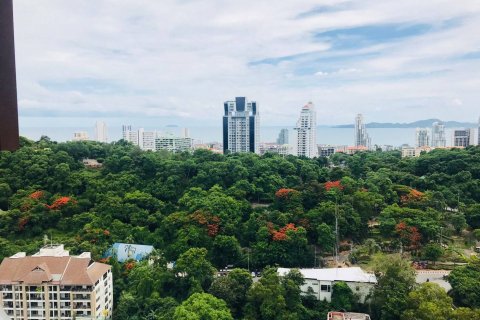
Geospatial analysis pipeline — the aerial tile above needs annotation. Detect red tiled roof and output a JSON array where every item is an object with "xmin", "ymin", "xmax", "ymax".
[{"xmin": 0, "ymin": 257, "xmax": 110, "ymax": 285}]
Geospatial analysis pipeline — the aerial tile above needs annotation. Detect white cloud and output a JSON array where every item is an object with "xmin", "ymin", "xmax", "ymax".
[{"xmin": 12, "ymin": 0, "xmax": 480, "ymax": 127}]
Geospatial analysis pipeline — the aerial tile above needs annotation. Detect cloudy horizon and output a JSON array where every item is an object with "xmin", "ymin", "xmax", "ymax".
[{"xmin": 14, "ymin": 0, "xmax": 480, "ymax": 128}]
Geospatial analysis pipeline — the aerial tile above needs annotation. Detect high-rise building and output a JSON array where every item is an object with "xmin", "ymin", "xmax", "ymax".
[
  {"xmin": 181, "ymin": 128, "xmax": 190, "ymax": 139},
  {"xmin": 453, "ymin": 129, "xmax": 473, "ymax": 147},
  {"xmin": 354, "ymin": 114, "xmax": 371, "ymax": 149},
  {"xmin": 294, "ymin": 102, "xmax": 317, "ymax": 158},
  {"xmin": 72, "ymin": 131, "xmax": 89, "ymax": 141},
  {"xmin": 431, "ymin": 121, "xmax": 446, "ymax": 147},
  {"xmin": 94, "ymin": 121, "xmax": 108, "ymax": 143},
  {"xmin": 415, "ymin": 128, "xmax": 430, "ymax": 147},
  {"xmin": 122, "ymin": 125, "xmax": 139, "ymax": 146},
  {"xmin": 223, "ymin": 97, "xmax": 260, "ymax": 154},
  {"xmin": 478, "ymin": 117, "xmax": 480, "ymax": 146},
  {"xmin": 0, "ymin": 244, "xmax": 113, "ymax": 319},
  {"xmin": 0, "ymin": 0, "xmax": 19, "ymax": 151},
  {"xmin": 276, "ymin": 129, "xmax": 289, "ymax": 145}
]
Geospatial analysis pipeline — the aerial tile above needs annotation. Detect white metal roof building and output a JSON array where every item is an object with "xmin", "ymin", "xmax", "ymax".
[{"xmin": 278, "ymin": 267, "xmax": 377, "ymax": 303}]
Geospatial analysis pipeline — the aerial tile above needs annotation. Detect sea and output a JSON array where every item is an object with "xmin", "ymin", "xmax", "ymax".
[{"xmin": 18, "ymin": 117, "xmax": 470, "ymax": 147}]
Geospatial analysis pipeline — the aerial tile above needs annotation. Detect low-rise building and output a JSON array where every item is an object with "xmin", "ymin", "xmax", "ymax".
[
  {"xmin": 72, "ymin": 132, "xmax": 89, "ymax": 142},
  {"xmin": 278, "ymin": 267, "xmax": 376, "ymax": 303},
  {"xmin": 104, "ymin": 243, "xmax": 154, "ymax": 263},
  {"xmin": 155, "ymin": 134, "xmax": 193, "ymax": 153},
  {"xmin": 259, "ymin": 143, "xmax": 290, "ymax": 156},
  {"xmin": 327, "ymin": 311, "xmax": 371, "ymax": 320},
  {"xmin": 82, "ymin": 159, "xmax": 102, "ymax": 168},
  {"xmin": 318, "ymin": 145, "xmax": 336, "ymax": 157},
  {"xmin": 0, "ymin": 244, "xmax": 113, "ymax": 320}
]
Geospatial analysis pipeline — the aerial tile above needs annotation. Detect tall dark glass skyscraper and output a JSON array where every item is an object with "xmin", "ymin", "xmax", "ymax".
[
  {"xmin": 0, "ymin": 0, "xmax": 20, "ymax": 151},
  {"xmin": 223, "ymin": 97, "xmax": 259, "ymax": 154}
]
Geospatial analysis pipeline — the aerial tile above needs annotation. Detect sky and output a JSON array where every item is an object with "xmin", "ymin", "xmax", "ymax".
[{"xmin": 13, "ymin": 0, "xmax": 480, "ymax": 127}]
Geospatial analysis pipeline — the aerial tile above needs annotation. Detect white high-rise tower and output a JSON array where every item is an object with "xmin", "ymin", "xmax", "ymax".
[
  {"xmin": 415, "ymin": 128, "xmax": 430, "ymax": 147},
  {"xmin": 478, "ymin": 117, "xmax": 480, "ymax": 146},
  {"xmin": 95, "ymin": 121, "xmax": 108, "ymax": 143},
  {"xmin": 354, "ymin": 114, "xmax": 370, "ymax": 148},
  {"xmin": 294, "ymin": 102, "xmax": 317, "ymax": 158},
  {"xmin": 432, "ymin": 121, "xmax": 446, "ymax": 147}
]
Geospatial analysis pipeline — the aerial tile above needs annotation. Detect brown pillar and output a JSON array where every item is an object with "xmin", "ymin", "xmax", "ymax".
[{"xmin": 0, "ymin": 0, "xmax": 20, "ymax": 151}]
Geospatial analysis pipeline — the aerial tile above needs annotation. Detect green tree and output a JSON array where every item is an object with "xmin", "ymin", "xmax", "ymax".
[
  {"xmin": 331, "ymin": 282, "xmax": 356, "ymax": 311},
  {"xmin": 423, "ymin": 243, "xmax": 444, "ymax": 264},
  {"xmin": 209, "ymin": 268, "xmax": 252, "ymax": 317},
  {"xmin": 173, "ymin": 293, "xmax": 233, "ymax": 320},
  {"xmin": 316, "ymin": 223, "xmax": 335, "ymax": 254},
  {"xmin": 371, "ymin": 254, "xmax": 416, "ymax": 320},
  {"xmin": 448, "ymin": 257, "xmax": 480, "ymax": 308},
  {"xmin": 175, "ymin": 248, "xmax": 217, "ymax": 291},
  {"xmin": 401, "ymin": 283, "xmax": 453, "ymax": 320},
  {"xmin": 210, "ymin": 235, "xmax": 242, "ymax": 268}
]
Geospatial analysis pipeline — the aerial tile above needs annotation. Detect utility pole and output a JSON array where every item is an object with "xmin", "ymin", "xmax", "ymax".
[{"xmin": 335, "ymin": 197, "xmax": 339, "ymax": 265}]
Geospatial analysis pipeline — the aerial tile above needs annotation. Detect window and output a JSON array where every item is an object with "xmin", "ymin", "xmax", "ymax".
[{"xmin": 320, "ymin": 285, "xmax": 331, "ymax": 292}]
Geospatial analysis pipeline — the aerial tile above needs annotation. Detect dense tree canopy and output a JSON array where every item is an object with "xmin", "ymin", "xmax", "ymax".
[{"xmin": 1, "ymin": 139, "xmax": 480, "ymax": 319}]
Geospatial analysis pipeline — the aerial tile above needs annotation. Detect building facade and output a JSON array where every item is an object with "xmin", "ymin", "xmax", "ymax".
[
  {"xmin": 453, "ymin": 129, "xmax": 473, "ymax": 147},
  {"xmin": 0, "ymin": 0, "xmax": 20, "ymax": 151},
  {"xmin": 155, "ymin": 135, "xmax": 193, "ymax": 153},
  {"xmin": 278, "ymin": 267, "xmax": 376, "ymax": 303},
  {"xmin": 431, "ymin": 122, "xmax": 446, "ymax": 147},
  {"xmin": 138, "ymin": 129, "xmax": 156, "ymax": 151},
  {"xmin": 415, "ymin": 128, "xmax": 430, "ymax": 147},
  {"xmin": 0, "ymin": 245, "xmax": 113, "ymax": 320},
  {"xmin": 223, "ymin": 97, "xmax": 260, "ymax": 154},
  {"xmin": 318, "ymin": 145, "xmax": 336, "ymax": 157},
  {"xmin": 94, "ymin": 122, "xmax": 107, "ymax": 143},
  {"xmin": 276, "ymin": 129, "xmax": 289, "ymax": 145},
  {"xmin": 294, "ymin": 102, "xmax": 317, "ymax": 158},
  {"xmin": 122, "ymin": 125, "xmax": 139, "ymax": 146},
  {"xmin": 354, "ymin": 114, "xmax": 370, "ymax": 149},
  {"xmin": 72, "ymin": 132, "xmax": 89, "ymax": 142}
]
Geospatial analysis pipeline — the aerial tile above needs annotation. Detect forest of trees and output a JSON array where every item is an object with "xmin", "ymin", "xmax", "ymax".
[{"xmin": 1, "ymin": 136, "xmax": 480, "ymax": 319}]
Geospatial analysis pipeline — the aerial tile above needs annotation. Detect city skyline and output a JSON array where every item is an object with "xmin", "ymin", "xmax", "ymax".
[{"xmin": 12, "ymin": 0, "xmax": 480, "ymax": 127}]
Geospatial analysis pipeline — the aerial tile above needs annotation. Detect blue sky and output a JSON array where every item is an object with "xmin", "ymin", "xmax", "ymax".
[{"xmin": 13, "ymin": 0, "xmax": 480, "ymax": 127}]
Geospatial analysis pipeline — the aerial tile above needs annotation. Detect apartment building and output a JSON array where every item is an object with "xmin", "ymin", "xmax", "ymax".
[{"xmin": 0, "ymin": 245, "xmax": 113, "ymax": 320}]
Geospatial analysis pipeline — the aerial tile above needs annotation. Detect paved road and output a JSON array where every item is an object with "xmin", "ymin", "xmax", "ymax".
[{"xmin": 415, "ymin": 270, "xmax": 451, "ymax": 291}]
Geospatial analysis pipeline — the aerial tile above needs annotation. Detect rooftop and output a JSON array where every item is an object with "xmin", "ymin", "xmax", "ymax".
[
  {"xmin": 278, "ymin": 267, "xmax": 377, "ymax": 284},
  {"xmin": 0, "ymin": 245, "xmax": 110, "ymax": 286}
]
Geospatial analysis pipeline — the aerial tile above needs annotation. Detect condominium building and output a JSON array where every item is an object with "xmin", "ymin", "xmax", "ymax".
[
  {"xmin": 276, "ymin": 129, "xmax": 289, "ymax": 145},
  {"xmin": 72, "ymin": 132, "xmax": 89, "ymax": 142},
  {"xmin": 431, "ymin": 122, "xmax": 446, "ymax": 147},
  {"xmin": 122, "ymin": 125, "xmax": 139, "ymax": 146},
  {"xmin": 138, "ymin": 129, "xmax": 156, "ymax": 151},
  {"xmin": 354, "ymin": 114, "xmax": 370, "ymax": 149},
  {"xmin": 94, "ymin": 122, "xmax": 107, "ymax": 143},
  {"xmin": 453, "ymin": 129, "xmax": 473, "ymax": 147},
  {"xmin": 155, "ymin": 134, "xmax": 193, "ymax": 153},
  {"xmin": 318, "ymin": 145, "xmax": 336, "ymax": 157},
  {"xmin": 415, "ymin": 128, "xmax": 430, "ymax": 147},
  {"xmin": 0, "ymin": 244, "xmax": 113, "ymax": 320},
  {"xmin": 294, "ymin": 102, "xmax": 317, "ymax": 158},
  {"xmin": 223, "ymin": 97, "xmax": 260, "ymax": 154},
  {"xmin": 259, "ymin": 143, "xmax": 290, "ymax": 156}
]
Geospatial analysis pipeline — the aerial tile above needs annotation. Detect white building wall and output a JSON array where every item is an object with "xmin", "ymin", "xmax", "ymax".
[
  {"xmin": 94, "ymin": 121, "xmax": 108, "ymax": 143},
  {"xmin": 294, "ymin": 102, "xmax": 317, "ymax": 158}
]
